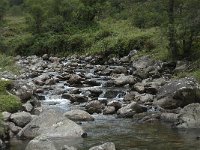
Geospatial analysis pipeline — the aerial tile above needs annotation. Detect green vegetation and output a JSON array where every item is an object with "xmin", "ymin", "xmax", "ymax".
[
  {"xmin": 0, "ymin": 0, "xmax": 199, "ymax": 76},
  {"xmin": 0, "ymin": 80, "xmax": 22, "ymax": 113},
  {"xmin": 0, "ymin": 53, "xmax": 19, "ymax": 73}
]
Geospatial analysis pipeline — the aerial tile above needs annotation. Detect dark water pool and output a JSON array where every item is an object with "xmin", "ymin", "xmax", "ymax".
[{"xmin": 8, "ymin": 115, "xmax": 200, "ymax": 150}]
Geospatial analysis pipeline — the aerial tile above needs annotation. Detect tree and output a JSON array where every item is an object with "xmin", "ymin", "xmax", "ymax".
[
  {"xmin": 168, "ymin": 0, "xmax": 178, "ymax": 59},
  {"xmin": 27, "ymin": 4, "xmax": 45, "ymax": 34},
  {"xmin": 0, "ymin": 0, "xmax": 9, "ymax": 21},
  {"xmin": 167, "ymin": 0, "xmax": 200, "ymax": 59}
]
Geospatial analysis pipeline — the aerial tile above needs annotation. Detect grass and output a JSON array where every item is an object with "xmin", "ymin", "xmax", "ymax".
[
  {"xmin": 0, "ymin": 53, "xmax": 20, "ymax": 73},
  {"xmin": 0, "ymin": 80, "xmax": 22, "ymax": 113}
]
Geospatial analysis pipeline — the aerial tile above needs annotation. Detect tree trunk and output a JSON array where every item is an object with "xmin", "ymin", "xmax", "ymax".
[{"xmin": 168, "ymin": 0, "xmax": 178, "ymax": 60}]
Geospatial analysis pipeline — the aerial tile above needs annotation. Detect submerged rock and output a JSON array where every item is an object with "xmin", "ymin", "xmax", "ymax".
[
  {"xmin": 25, "ymin": 136, "xmax": 57, "ymax": 150},
  {"xmin": 89, "ymin": 142, "xmax": 116, "ymax": 150}
]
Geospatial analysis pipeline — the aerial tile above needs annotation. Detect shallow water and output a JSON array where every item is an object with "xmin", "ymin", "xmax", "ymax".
[{"xmin": 8, "ymin": 114, "xmax": 200, "ymax": 150}]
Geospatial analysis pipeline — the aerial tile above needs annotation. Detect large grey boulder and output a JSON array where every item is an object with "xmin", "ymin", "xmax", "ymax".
[
  {"xmin": 154, "ymin": 77, "xmax": 200, "ymax": 109},
  {"xmin": 64, "ymin": 110, "xmax": 94, "ymax": 121},
  {"xmin": 25, "ymin": 136, "xmax": 57, "ymax": 150},
  {"xmin": 176, "ymin": 103, "xmax": 200, "ymax": 128},
  {"xmin": 89, "ymin": 142, "xmax": 116, "ymax": 150},
  {"xmin": 10, "ymin": 111, "xmax": 32, "ymax": 127},
  {"xmin": 18, "ymin": 109, "xmax": 84, "ymax": 139}
]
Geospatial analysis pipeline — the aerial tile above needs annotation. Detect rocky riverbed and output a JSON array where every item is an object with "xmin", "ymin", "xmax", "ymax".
[{"xmin": 1, "ymin": 52, "xmax": 200, "ymax": 150}]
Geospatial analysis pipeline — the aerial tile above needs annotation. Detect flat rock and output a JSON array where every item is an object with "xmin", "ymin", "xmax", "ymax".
[{"xmin": 64, "ymin": 109, "xmax": 94, "ymax": 121}]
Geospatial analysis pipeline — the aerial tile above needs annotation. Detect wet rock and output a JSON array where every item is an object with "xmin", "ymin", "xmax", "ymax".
[
  {"xmin": 64, "ymin": 109, "xmax": 94, "ymax": 121},
  {"xmin": 176, "ymin": 103, "xmax": 200, "ymax": 128},
  {"xmin": 107, "ymin": 100, "xmax": 122, "ymax": 110},
  {"xmin": 113, "ymin": 74, "xmax": 137, "ymax": 86},
  {"xmin": 160, "ymin": 113, "xmax": 179, "ymax": 123},
  {"xmin": 2, "ymin": 111, "xmax": 11, "ymax": 121},
  {"xmin": 135, "ymin": 94, "xmax": 154, "ymax": 103},
  {"xmin": 68, "ymin": 74, "xmax": 82, "ymax": 85},
  {"xmin": 88, "ymin": 89, "xmax": 103, "ymax": 98},
  {"xmin": 124, "ymin": 91, "xmax": 137, "ymax": 102},
  {"xmin": 136, "ymin": 113, "xmax": 160, "ymax": 123},
  {"xmin": 62, "ymin": 94, "xmax": 88, "ymax": 103},
  {"xmin": 22, "ymin": 101, "xmax": 33, "ymax": 112},
  {"xmin": 104, "ymin": 90, "xmax": 121, "ymax": 99},
  {"xmin": 134, "ymin": 83, "xmax": 145, "ymax": 93},
  {"xmin": 89, "ymin": 142, "xmax": 116, "ymax": 150},
  {"xmin": 112, "ymin": 66, "xmax": 127, "ymax": 74},
  {"xmin": 84, "ymin": 79, "xmax": 101, "ymax": 86},
  {"xmin": 86, "ymin": 100, "xmax": 104, "ymax": 114},
  {"xmin": 117, "ymin": 102, "xmax": 147, "ymax": 118},
  {"xmin": 154, "ymin": 77, "xmax": 200, "ymax": 109},
  {"xmin": 18, "ymin": 109, "xmax": 84, "ymax": 139},
  {"xmin": 10, "ymin": 112, "xmax": 32, "ymax": 127},
  {"xmin": 25, "ymin": 136, "xmax": 56, "ymax": 150},
  {"xmin": 45, "ymin": 78, "xmax": 56, "ymax": 85},
  {"xmin": 103, "ymin": 106, "xmax": 116, "ymax": 115}
]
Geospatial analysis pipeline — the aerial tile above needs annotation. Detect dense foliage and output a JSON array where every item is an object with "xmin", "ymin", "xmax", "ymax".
[{"xmin": 0, "ymin": 0, "xmax": 199, "ymax": 60}]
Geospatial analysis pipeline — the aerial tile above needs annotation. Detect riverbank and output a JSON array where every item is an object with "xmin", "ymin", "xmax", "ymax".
[{"xmin": 1, "ymin": 52, "xmax": 200, "ymax": 149}]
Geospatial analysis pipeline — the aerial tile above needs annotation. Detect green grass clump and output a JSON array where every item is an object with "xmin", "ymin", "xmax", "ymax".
[
  {"xmin": 0, "ymin": 53, "xmax": 19, "ymax": 74},
  {"xmin": 0, "ymin": 95, "xmax": 22, "ymax": 113},
  {"xmin": 0, "ymin": 80, "xmax": 22, "ymax": 113}
]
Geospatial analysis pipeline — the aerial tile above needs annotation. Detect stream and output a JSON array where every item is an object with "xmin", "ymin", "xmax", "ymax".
[{"xmin": 6, "ymin": 56, "xmax": 200, "ymax": 150}]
